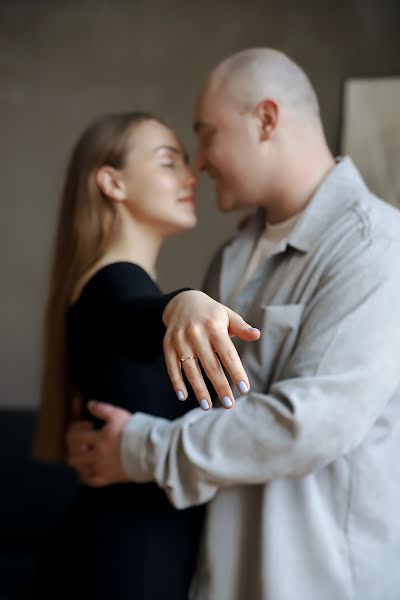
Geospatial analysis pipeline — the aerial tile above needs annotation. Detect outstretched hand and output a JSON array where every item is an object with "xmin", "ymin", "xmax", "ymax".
[
  {"xmin": 162, "ymin": 290, "xmax": 261, "ymax": 411},
  {"xmin": 67, "ymin": 401, "xmax": 132, "ymax": 487}
]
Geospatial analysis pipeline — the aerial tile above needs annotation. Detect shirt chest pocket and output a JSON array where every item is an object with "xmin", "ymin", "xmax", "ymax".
[{"xmin": 239, "ymin": 304, "xmax": 305, "ymax": 395}]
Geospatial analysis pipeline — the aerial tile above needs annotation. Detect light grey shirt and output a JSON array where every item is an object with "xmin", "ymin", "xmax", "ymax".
[{"xmin": 122, "ymin": 158, "xmax": 400, "ymax": 600}]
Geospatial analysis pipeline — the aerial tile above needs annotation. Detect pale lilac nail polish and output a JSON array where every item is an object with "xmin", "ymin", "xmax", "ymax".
[
  {"xmin": 238, "ymin": 381, "xmax": 248, "ymax": 394},
  {"xmin": 200, "ymin": 399, "xmax": 210, "ymax": 411},
  {"xmin": 177, "ymin": 390, "xmax": 185, "ymax": 401},
  {"xmin": 247, "ymin": 327, "xmax": 260, "ymax": 331},
  {"xmin": 222, "ymin": 396, "xmax": 233, "ymax": 408}
]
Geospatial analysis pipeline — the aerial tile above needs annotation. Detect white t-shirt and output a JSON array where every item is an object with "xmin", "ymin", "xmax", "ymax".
[{"xmin": 229, "ymin": 213, "xmax": 299, "ymax": 306}]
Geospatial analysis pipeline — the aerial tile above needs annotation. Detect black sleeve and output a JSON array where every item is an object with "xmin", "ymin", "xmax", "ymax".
[
  {"xmin": 78, "ymin": 288, "xmax": 191, "ymax": 360},
  {"xmin": 72, "ymin": 264, "xmax": 193, "ymax": 358},
  {"xmin": 110, "ymin": 288, "xmax": 189, "ymax": 341}
]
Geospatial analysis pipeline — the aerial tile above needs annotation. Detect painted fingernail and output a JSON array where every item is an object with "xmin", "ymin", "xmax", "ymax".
[
  {"xmin": 238, "ymin": 380, "xmax": 248, "ymax": 394},
  {"xmin": 222, "ymin": 396, "xmax": 233, "ymax": 408},
  {"xmin": 247, "ymin": 327, "xmax": 260, "ymax": 331},
  {"xmin": 200, "ymin": 399, "xmax": 210, "ymax": 411},
  {"xmin": 177, "ymin": 390, "xmax": 185, "ymax": 401}
]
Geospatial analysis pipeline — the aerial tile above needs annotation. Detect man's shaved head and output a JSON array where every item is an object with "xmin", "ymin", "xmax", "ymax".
[
  {"xmin": 205, "ymin": 48, "xmax": 320, "ymax": 120},
  {"xmin": 193, "ymin": 48, "xmax": 333, "ymax": 219}
]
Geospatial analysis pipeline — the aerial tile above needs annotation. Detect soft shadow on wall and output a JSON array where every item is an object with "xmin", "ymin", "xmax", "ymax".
[{"xmin": 0, "ymin": 0, "xmax": 399, "ymax": 405}]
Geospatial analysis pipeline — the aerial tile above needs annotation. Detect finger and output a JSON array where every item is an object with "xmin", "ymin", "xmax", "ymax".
[
  {"xmin": 184, "ymin": 320, "xmax": 241, "ymax": 409},
  {"xmin": 72, "ymin": 464, "xmax": 94, "ymax": 482},
  {"xmin": 87, "ymin": 400, "xmax": 123, "ymax": 422},
  {"xmin": 163, "ymin": 335, "xmax": 189, "ymax": 402},
  {"xmin": 78, "ymin": 470, "xmax": 102, "ymax": 487},
  {"xmin": 73, "ymin": 421, "xmax": 94, "ymax": 431},
  {"xmin": 179, "ymin": 355, "xmax": 213, "ymax": 411},
  {"xmin": 68, "ymin": 440, "xmax": 90, "ymax": 456},
  {"xmin": 176, "ymin": 324, "xmax": 235, "ymax": 410},
  {"xmin": 73, "ymin": 466, "xmax": 91, "ymax": 483},
  {"xmin": 227, "ymin": 308, "xmax": 261, "ymax": 340},
  {"xmin": 68, "ymin": 440, "xmax": 94, "ymax": 458},
  {"xmin": 68, "ymin": 449, "xmax": 97, "ymax": 470},
  {"xmin": 66, "ymin": 428, "xmax": 98, "ymax": 447},
  {"xmin": 85, "ymin": 475, "xmax": 107, "ymax": 488},
  {"xmin": 213, "ymin": 334, "xmax": 252, "ymax": 395},
  {"xmin": 66, "ymin": 421, "xmax": 94, "ymax": 449},
  {"xmin": 185, "ymin": 343, "xmax": 235, "ymax": 410},
  {"xmin": 79, "ymin": 462, "xmax": 108, "ymax": 487},
  {"xmin": 66, "ymin": 430, "xmax": 99, "ymax": 457}
]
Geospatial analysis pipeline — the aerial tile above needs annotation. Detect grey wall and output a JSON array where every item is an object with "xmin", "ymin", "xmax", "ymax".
[{"xmin": 1, "ymin": 0, "xmax": 399, "ymax": 409}]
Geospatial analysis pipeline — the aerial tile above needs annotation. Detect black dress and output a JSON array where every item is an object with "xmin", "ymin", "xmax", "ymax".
[{"xmin": 35, "ymin": 263, "xmax": 205, "ymax": 600}]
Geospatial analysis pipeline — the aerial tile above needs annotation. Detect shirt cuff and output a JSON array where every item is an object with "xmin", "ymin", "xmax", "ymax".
[{"xmin": 120, "ymin": 412, "xmax": 167, "ymax": 482}]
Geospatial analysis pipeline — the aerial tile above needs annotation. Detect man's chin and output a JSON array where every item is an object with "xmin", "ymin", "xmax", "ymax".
[{"xmin": 216, "ymin": 192, "xmax": 237, "ymax": 213}]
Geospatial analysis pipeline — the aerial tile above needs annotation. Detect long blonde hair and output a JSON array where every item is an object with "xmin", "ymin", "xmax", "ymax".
[{"xmin": 35, "ymin": 112, "xmax": 161, "ymax": 461}]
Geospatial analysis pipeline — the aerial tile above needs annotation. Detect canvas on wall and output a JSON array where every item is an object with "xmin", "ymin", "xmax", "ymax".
[{"xmin": 340, "ymin": 76, "xmax": 400, "ymax": 208}]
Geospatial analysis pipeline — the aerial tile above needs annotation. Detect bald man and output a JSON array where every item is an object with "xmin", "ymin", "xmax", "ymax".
[{"xmin": 68, "ymin": 49, "xmax": 400, "ymax": 600}]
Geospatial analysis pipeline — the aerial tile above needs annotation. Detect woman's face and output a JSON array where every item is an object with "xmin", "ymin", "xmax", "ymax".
[{"xmin": 118, "ymin": 120, "xmax": 197, "ymax": 236}]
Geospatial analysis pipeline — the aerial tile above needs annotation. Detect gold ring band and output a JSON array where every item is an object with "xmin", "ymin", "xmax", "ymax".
[{"xmin": 179, "ymin": 355, "xmax": 197, "ymax": 363}]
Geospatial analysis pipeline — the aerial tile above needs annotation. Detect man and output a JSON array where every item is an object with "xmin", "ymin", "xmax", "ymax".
[{"xmin": 68, "ymin": 48, "xmax": 400, "ymax": 599}]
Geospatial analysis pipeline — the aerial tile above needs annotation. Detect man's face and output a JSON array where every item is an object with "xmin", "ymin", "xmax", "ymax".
[{"xmin": 193, "ymin": 87, "xmax": 262, "ymax": 212}]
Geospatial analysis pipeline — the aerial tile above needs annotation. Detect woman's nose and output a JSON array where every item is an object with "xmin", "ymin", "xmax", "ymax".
[{"xmin": 185, "ymin": 168, "xmax": 198, "ymax": 188}]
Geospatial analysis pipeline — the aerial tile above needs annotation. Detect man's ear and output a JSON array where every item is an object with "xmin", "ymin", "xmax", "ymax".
[
  {"xmin": 96, "ymin": 166, "xmax": 126, "ymax": 203},
  {"xmin": 255, "ymin": 99, "xmax": 279, "ymax": 142}
]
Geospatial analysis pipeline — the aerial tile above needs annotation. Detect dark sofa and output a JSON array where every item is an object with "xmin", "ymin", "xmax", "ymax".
[{"xmin": 0, "ymin": 410, "xmax": 79, "ymax": 600}]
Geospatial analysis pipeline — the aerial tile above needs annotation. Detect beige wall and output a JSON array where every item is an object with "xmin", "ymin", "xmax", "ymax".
[{"xmin": 0, "ymin": 0, "xmax": 399, "ymax": 409}]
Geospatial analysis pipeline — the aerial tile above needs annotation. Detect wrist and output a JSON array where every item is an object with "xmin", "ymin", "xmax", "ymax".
[{"xmin": 162, "ymin": 290, "xmax": 197, "ymax": 326}]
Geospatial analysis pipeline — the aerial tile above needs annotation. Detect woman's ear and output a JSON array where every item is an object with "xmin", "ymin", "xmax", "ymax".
[
  {"xmin": 96, "ymin": 166, "xmax": 126, "ymax": 203},
  {"xmin": 255, "ymin": 99, "xmax": 279, "ymax": 142}
]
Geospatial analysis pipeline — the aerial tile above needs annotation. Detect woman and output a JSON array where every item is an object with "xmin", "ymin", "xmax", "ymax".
[{"xmin": 33, "ymin": 112, "xmax": 207, "ymax": 599}]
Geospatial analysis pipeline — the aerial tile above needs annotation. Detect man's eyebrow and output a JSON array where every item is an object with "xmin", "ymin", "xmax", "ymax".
[{"xmin": 154, "ymin": 145, "xmax": 190, "ymax": 164}]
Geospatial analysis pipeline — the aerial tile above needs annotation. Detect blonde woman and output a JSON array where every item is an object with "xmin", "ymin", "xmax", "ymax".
[{"xmin": 33, "ymin": 112, "xmax": 207, "ymax": 599}]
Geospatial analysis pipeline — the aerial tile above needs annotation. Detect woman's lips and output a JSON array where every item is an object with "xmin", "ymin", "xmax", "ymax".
[{"xmin": 179, "ymin": 194, "xmax": 196, "ymax": 206}]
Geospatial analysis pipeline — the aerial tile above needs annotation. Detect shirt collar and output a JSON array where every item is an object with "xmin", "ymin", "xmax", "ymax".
[{"xmin": 247, "ymin": 156, "xmax": 368, "ymax": 254}]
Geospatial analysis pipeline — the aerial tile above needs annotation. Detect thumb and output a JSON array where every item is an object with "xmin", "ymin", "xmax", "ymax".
[
  {"xmin": 227, "ymin": 308, "xmax": 261, "ymax": 341},
  {"xmin": 87, "ymin": 400, "xmax": 121, "ymax": 423}
]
